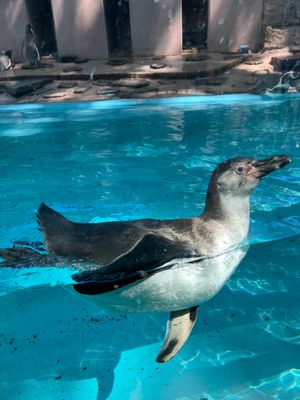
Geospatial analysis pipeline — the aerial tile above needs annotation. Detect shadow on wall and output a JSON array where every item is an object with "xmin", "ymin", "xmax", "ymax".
[
  {"xmin": 25, "ymin": 0, "xmax": 57, "ymax": 55},
  {"xmin": 208, "ymin": 0, "xmax": 264, "ymax": 53},
  {"xmin": 129, "ymin": 0, "xmax": 182, "ymax": 57},
  {"xmin": 0, "ymin": 0, "xmax": 28, "ymax": 62},
  {"xmin": 50, "ymin": 0, "xmax": 108, "ymax": 59}
]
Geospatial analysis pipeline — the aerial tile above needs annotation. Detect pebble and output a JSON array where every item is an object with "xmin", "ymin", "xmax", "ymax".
[
  {"xmin": 74, "ymin": 57, "xmax": 89, "ymax": 64},
  {"xmin": 97, "ymin": 88, "xmax": 120, "ymax": 95},
  {"xmin": 150, "ymin": 63, "xmax": 166, "ymax": 69},
  {"xmin": 93, "ymin": 80, "xmax": 112, "ymax": 87},
  {"xmin": 43, "ymin": 92, "xmax": 66, "ymax": 99},
  {"xmin": 57, "ymin": 81, "xmax": 77, "ymax": 89},
  {"xmin": 134, "ymin": 86, "xmax": 157, "ymax": 93},
  {"xmin": 74, "ymin": 86, "xmax": 92, "ymax": 94}
]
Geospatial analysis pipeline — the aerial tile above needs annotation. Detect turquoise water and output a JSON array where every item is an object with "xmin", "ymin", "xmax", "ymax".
[{"xmin": 0, "ymin": 94, "xmax": 299, "ymax": 399}]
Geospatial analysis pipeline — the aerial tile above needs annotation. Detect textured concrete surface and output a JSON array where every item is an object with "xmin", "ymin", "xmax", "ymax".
[
  {"xmin": 0, "ymin": 48, "xmax": 299, "ymax": 105},
  {"xmin": 0, "ymin": 53, "xmax": 242, "ymax": 81}
]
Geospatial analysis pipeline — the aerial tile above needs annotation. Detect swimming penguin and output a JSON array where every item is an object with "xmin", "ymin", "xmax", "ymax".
[
  {"xmin": 24, "ymin": 24, "xmax": 40, "ymax": 67},
  {"xmin": 0, "ymin": 50, "xmax": 13, "ymax": 72},
  {"xmin": 0, "ymin": 155, "xmax": 291, "ymax": 362}
]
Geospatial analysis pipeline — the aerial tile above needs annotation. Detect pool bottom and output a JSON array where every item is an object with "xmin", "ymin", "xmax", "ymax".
[{"xmin": 0, "ymin": 235, "xmax": 299, "ymax": 400}]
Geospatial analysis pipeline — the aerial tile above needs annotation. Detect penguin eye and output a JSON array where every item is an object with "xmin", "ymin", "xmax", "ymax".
[{"xmin": 235, "ymin": 166, "xmax": 245, "ymax": 175}]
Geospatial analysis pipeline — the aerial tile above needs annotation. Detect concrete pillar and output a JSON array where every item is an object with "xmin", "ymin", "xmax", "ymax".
[
  {"xmin": 129, "ymin": 0, "xmax": 182, "ymax": 57},
  {"xmin": 208, "ymin": 0, "xmax": 264, "ymax": 53},
  {"xmin": 50, "ymin": 0, "xmax": 108, "ymax": 59},
  {"xmin": 0, "ymin": 0, "xmax": 29, "ymax": 62}
]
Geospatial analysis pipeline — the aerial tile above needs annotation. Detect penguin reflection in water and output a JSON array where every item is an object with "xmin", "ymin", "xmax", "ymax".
[{"xmin": 0, "ymin": 155, "xmax": 291, "ymax": 362}]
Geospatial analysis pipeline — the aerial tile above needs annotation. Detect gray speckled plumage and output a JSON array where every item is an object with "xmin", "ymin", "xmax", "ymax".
[{"xmin": 0, "ymin": 50, "xmax": 12, "ymax": 72}]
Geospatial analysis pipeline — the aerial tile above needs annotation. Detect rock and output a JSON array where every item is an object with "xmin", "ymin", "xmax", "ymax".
[
  {"xmin": 270, "ymin": 55, "xmax": 300, "ymax": 71},
  {"xmin": 150, "ymin": 63, "xmax": 166, "ymax": 69},
  {"xmin": 74, "ymin": 57, "xmax": 89, "ymax": 64},
  {"xmin": 158, "ymin": 80, "xmax": 176, "ymax": 85},
  {"xmin": 2, "ymin": 78, "xmax": 51, "ymax": 98},
  {"xmin": 97, "ymin": 87, "xmax": 120, "ymax": 95},
  {"xmin": 245, "ymin": 59, "xmax": 263, "ymax": 65},
  {"xmin": 74, "ymin": 86, "xmax": 92, "ymax": 94},
  {"xmin": 107, "ymin": 58, "xmax": 130, "ymax": 66},
  {"xmin": 60, "ymin": 55, "xmax": 77, "ymax": 63},
  {"xmin": 43, "ymin": 92, "xmax": 66, "ymax": 99},
  {"xmin": 62, "ymin": 66, "xmax": 82, "ymax": 73},
  {"xmin": 112, "ymin": 79, "xmax": 150, "ymax": 88},
  {"xmin": 134, "ymin": 86, "xmax": 157, "ymax": 94},
  {"xmin": 93, "ymin": 80, "xmax": 112, "ymax": 87},
  {"xmin": 57, "ymin": 81, "xmax": 77, "ymax": 89}
]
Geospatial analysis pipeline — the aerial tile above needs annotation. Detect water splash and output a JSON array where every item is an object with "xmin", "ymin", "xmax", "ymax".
[
  {"xmin": 90, "ymin": 66, "xmax": 96, "ymax": 81},
  {"xmin": 265, "ymin": 71, "xmax": 300, "ymax": 96}
]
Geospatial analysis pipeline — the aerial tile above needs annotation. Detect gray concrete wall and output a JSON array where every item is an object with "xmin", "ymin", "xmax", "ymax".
[
  {"xmin": 50, "ymin": 0, "xmax": 108, "ymax": 59},
  {"xmin": 264, "ymin": 0, "xmax": 300, "ymax": 27},
  {"xmin": 263, "ymin": 0, "xmax": 300, "ymax": 50},
  {"xmin": 208, "ymin": 0, "xmax": 264, "ymax": 53},
  {"xmin": 0, "ymin": 0, "xmax": 28, "ymax": 62},
  {"xmin": 129, "ymin": 0, "xmax": 182, "ymax": 57}
]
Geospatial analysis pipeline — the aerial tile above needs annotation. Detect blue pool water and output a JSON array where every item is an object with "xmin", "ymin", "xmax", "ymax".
[{"xmin": 0, "ymin": 94, "xmax": 299, "ymax": 399}]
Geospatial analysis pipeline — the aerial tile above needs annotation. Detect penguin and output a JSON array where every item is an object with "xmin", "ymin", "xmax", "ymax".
[
  {"xmin": 0, "ymin": 50, "xmax": 13, "ymax": 72},
  {"xmin": 0, "ymin": 155, "xmax": 291, "ymax": 362},
  {"xmin": 24, "ymin": 24, "xmax": 40, "ymax": 67}
]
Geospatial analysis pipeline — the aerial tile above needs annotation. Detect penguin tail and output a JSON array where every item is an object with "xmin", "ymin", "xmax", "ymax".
[
  {"xmin": 36, "ymin": 203, "xmax": 71, "ymax": 233},
  {"xmin": 36, "ymin": 203, "xmax": 74, "ymax": 253}
]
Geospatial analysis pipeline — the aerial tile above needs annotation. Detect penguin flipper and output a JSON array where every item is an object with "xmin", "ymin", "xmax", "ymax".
[
  {"xmin": 156, "ymin": 306, "xmax": 199, "ymax": 363},
  {"xmin": 72, "ymin": 233, "xmax": 198, "ymax": 295}
]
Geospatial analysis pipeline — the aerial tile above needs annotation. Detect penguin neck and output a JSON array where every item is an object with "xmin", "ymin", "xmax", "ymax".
[{"xmin": 203, "ymin": 184, "xmax": 250, "ymax": 239}]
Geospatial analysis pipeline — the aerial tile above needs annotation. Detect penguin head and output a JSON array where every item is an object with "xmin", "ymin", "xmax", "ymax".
[
  {"xmin": 212, "ymin": 155, "xmax": 291, "ymax": 196},
  {"xmin": 4, "ymin": 49, "xmax": 12, "ymax": 59}
]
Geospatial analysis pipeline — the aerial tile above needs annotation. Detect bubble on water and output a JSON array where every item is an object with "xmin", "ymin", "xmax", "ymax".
[{"xmin": 296, "ymin": 144, "xmax": 299, "ymax": 148}]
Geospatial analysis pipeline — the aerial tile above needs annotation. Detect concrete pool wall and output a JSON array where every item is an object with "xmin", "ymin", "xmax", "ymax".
[{"xmin": 0, "ymin": 1, "xmax": 299, "ymax": 61}]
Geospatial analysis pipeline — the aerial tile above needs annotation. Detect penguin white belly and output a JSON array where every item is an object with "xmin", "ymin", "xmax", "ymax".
[{"xmin": 70, "ymin": 247, "xmax": 247, "ymax": 313}]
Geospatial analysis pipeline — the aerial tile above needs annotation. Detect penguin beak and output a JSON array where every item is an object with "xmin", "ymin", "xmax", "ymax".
[{"xmin": 249, "ymin": 155, "xmax": 291, "ymax": 178}]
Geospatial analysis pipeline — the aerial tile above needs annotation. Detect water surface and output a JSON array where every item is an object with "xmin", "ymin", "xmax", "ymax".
[{"xmin": 0, "ymin": 94, "xmax": 299, "ymax": 399}]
